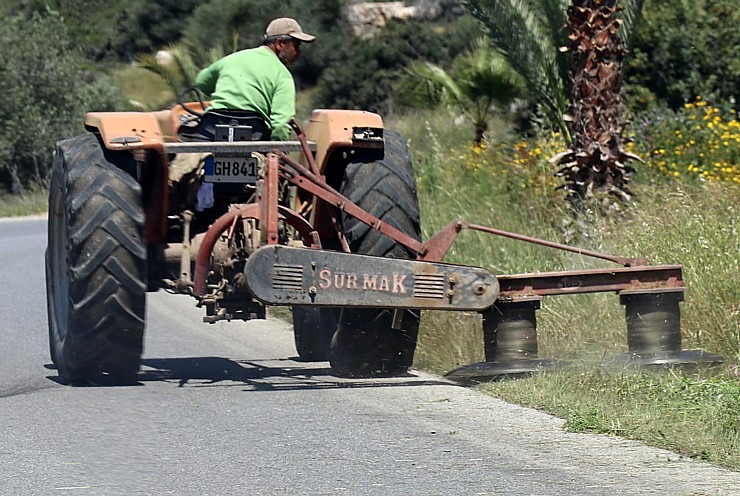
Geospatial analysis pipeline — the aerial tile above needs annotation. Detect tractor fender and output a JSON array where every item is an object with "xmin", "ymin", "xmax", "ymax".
[
  {"xmin": 305, "ymin": 109, "xmax": 385, "ymax": 173},
  {"xmin": 84, "ymin": 111, "xmax": 177, "ymax": 150},
  {"xmin": 84, "ymin": 111, "xmax": 173, "ymax": 244}
]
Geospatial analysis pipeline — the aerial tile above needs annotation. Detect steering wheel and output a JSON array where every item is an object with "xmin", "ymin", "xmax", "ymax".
[{"xmin": 176, "ymin": 86, "xmax": 208, "ymax": 118}]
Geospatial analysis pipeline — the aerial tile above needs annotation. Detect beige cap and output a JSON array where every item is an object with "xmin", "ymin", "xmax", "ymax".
[{"xmin": 265, "ymin": 18, "xmax": 316, "ymax": 43}]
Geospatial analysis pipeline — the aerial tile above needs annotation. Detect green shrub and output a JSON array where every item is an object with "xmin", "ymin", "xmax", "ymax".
[
  {"xmin": 0, "ymin": 10, "xmax": 125, "ymax": 193},
  {"xmin": 626, "ymin": 0, "xmax": 740, "ymax": 108},
  {"xmin": 313, "ymin": 17, "xmax": 481, "ymax": 114}
]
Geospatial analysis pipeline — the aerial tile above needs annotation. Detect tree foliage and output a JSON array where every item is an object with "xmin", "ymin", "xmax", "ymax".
[
  {"xmin": 9, "ymin": 0, "xmax": 125, "ymax": 60},
  {"xmin": 137, "ymin": 40, "xmax": 236, "ymax": 96},
  {"xmin": 1, "ymin": 0, "xmax": 736, "ymax": 195},
  {"xmin": 183, "ymin": 0, "xmax": 314, "ymax": 49},
  {"xmin": 178, "ymin": 0, "xmax": 348, "ymax": 91},
  {"xmin": 5, "ymin": 0, "xmax": 199, "ymax": 61},
  {"xmin": 464, "ymin": 0, "xmax": 647, "ymax": 138},
  {"xmin": 464, "ymin": 0, "xmax": 571, "ymax": 137},
  {"xmin": 313, "ymin": 17, "xmax": 480, "ymax": 114},
  {"xmin": 625, "ymin": 0, "xmax": 740, "ymax": 108},
  {"xmin": 109, "ymin": 0, "xmax": 202, "ymax": 61},
  {"xmin": 6, "ymin": 0, "xmax": 737, "ymax": 113},
  {"xmin": 0, "ymin": 9, "xmax": 124, "ymax": 193}
]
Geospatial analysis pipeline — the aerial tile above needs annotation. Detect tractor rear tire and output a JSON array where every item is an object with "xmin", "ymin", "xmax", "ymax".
[
  {"xmin": 329, "ymin": 131, "xmax": 422, "ymax": 377},
  {"xmin": 292, "ymin": 306, "xmax": 339, "ymax": 361},
  {"xmin": 46, "ymin": 133, "xmax": 146, "ymax": 385}
]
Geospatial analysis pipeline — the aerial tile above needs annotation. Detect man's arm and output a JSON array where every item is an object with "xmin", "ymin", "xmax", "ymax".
[
  {"xmin": 269, "ymin": 75, "xmax": 297, "ymax": 141},
  {"xmin": 195, "ymin": 62, "xmax": 220, "ymax": 95}
]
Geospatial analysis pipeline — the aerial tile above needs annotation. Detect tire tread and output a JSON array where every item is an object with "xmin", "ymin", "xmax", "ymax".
[{"xmin": 46, "ymin": 133, "xmax": 146, "ymax": 384}]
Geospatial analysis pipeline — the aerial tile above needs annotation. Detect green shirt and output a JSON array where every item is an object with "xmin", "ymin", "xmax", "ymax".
[{"xmin": 195, "ymin": 46, "xmax": 295, "ymax": 141}]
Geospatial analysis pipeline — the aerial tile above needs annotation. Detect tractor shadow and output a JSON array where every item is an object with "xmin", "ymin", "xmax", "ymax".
[{"xmin": 136, "ymin": 356, "xmax": 454, "ymax": 391}]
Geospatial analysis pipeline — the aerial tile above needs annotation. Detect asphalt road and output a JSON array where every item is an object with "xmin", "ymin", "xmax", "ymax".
[{"xmin": 1, "ymin": 216, "xmax": 738, "ymax": 496}]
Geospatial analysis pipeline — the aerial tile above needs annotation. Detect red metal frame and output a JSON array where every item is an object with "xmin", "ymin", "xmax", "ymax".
[
  {"xmin": 496, "ymin": 265, "xmax": 683, "ymax": 300},
  {"xmin": 193, "ymin": 203, "xmax": 319, "ymax": 296},
  {"xmin": 192, "ymin": 123, "xmax": 683, "ymax": 303},
  {"xmin": 260, "ymin": 152, "xmax": 281, "ymax": 245},
  {"xmin": 277, "ymin": 152, "xmax": 425, "ymax": 254}
]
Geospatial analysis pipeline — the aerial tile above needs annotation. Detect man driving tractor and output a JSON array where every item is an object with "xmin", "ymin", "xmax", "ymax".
[
  {"xmin": 193, "ymin": 17, "xmax": 316, "ymax": 141},
  {"xmin": 171, "ymin": 17, "xmax": 316, "ymax": 211}
]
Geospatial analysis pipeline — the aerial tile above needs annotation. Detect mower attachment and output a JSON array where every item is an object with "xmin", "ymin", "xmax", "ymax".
[{"xmin": 245, "ymin": 245, "xmax": 499, "ymax": 311}]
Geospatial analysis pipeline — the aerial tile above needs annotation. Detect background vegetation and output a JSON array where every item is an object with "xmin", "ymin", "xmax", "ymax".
[
  {"xmin": 0, "ymin": 9, "xmax": 124, "ymax": 193},
  {"xmin": 0, "ymin": 0, "xmax": 736, "ymax": 470},
  {"xmin": 391, "ymin": 104, "xmax": 738, "ymax": 469},
  {"xmin": 2, "ymin": 0, "xmax": 737, "ymax": 193},
  {"xmin": 625, "ymin": 0, "xmax": 740, "ymax": 109}
]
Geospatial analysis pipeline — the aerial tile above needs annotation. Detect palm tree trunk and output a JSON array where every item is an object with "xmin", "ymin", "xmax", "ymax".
[
  {"xmin": 552, "ymin": 0, "xmax": 641, "ymax": 211},
  {"xmin": 474, "ymin": 121, "xmax": 488, "ymax": 144}
]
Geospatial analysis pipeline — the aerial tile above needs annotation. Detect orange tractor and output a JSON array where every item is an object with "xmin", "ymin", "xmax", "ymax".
[{"xmin": 45, "ymin": 98, "xmax": 717, "ymax": 385}]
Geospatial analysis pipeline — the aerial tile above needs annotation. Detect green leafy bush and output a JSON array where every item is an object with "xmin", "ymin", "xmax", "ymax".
[
  {"xmin": 313, "ymin": 17, "xmax": 481, "ymax": 114},
  {"xmin": 626, "ymin": 0, "xmax": 740, "ymax": 108},
  {"xmin": 180, "ymin": 0, "xmax": 349, "ymax": 93},
  {"xmin": 0, "ymin": 10, "xmax": 124, "ymax": 193},
  {"xmin": 109, "ymin": 0, "xmax": 201, "ymax": 61}
]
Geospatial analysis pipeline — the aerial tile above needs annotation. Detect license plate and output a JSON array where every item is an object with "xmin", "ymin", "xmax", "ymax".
[{"xmin": 204, "ymin": 155, "xmax": 258, "ymax": 183}]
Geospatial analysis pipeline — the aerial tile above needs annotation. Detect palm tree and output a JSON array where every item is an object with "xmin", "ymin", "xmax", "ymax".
[
  {"xmin": 465, "ymin": 0, "xmax": 644, "ymax": 208},
  {"xmin": 465, "ymin": 0, "xmax": 571, "ymax": 138},
  {"xmin": 407, "ymin": 37, "xmax": 526, "ymax": 143},
  {"xmin": 137, "ymin": 44, "xmax": 202, "ymax": 96},
  {"xmin": 137, "ymin": 35, "xmax": 238, "ymax": 97},
  {"xmin": 552, "ymin": 0, "xmax": 644, "ymax": 208}
]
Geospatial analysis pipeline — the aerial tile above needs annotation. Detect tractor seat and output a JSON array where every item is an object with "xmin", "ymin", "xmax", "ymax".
[{"xmin": 178, "ymin": 109, "xmax": 271, "ymax": 142}]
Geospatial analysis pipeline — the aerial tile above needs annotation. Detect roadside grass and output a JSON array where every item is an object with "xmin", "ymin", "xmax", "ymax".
[
  {"xmin": 480, "ymin": 366, "xmax": 740, "ymax": 469},
  {"xmin": 0, "ymin": 188, "xmax": 47, "ymax": 217},
  {"xmin": 388, "ymin": 108, "xmax": 739, "ymax": 470}
]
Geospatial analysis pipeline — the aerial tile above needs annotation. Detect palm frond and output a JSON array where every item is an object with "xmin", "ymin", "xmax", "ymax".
[
  {"xmin": 136, "ymin": 52, "xmax": 163, "ymax": 79},
  {"xmin": 411, "ymin": 62, "xmax": 467, "ymax": 105},
  {"xmin": 618, "ymin": 0, "xmax": 645, "ymax": 49},
  {"xmin": 540, "ymin": 0, "xmax": 570, "ymax": 81},
  {"xmin": 137, "ymin": 43, "xmax": 196, "ymax": 93},
  {"xmin": 465, "ymin": 0, "xmax": 569, "ymax": 136},
  {"xmin": 170, "ymin": 45, "xmax": 200, "ymax": 89},
  {"xmin": 540, "ymin": 0, "xmax": 570, "ymax": 47},
  {"xmin": 186, "ymin": 30, "xmax": 238, "ymax": 69},
  {"xmin": 456, "ymin": 37, "xmax": 525, "ymax": 105},
  {"xmin": 137, "ymin": 36, "xmax": 238, "ymax": 96},
  {"xmin": 406, "ymin": 37, "xmax": 527, "ymax": 141}
]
